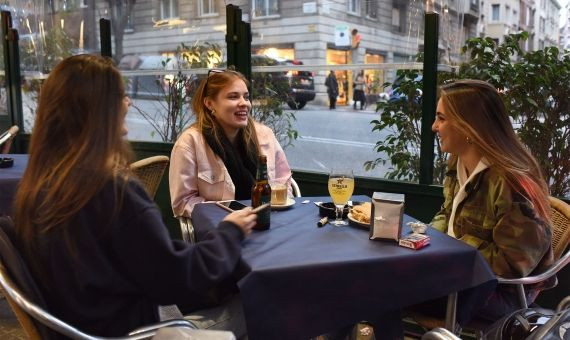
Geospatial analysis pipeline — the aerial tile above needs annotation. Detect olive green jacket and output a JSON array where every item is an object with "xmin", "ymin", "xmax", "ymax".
[{"xmin": 431, "ymin": 162, "xmax": 553, "ymax": 279}]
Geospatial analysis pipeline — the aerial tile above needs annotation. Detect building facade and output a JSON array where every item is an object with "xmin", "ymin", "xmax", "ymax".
[
  {"xmin": 478, "ymin": 0, "xmax": 559, "ymax": 50},
  {"xmin": 558, "ymin": 1, "xmax": 570, "ymax": 50}
]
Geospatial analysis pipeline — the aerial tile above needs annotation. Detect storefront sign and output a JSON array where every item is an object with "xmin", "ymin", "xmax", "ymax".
[{"xmin": 335, "ymin": 25, "xmax": 350, "ymax": 47}]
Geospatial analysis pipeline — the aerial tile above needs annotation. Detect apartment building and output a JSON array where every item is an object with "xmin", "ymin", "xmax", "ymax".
[
  {"xmin": 479, "ymin": 0, "xmax": 521, "ymax": 43},
  {"xmin": 533, "ymin": 0, "xmax": 560, "ymax": 49},
  {"xmin": 560, "ymin": 2, "xmax": 570, "ymax": 50},
  {"xmin": 478, "ymin": 0, "xmax": 559, "ymax": 50}
]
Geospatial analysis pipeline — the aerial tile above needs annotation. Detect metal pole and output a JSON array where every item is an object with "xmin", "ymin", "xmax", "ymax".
[
  {"xmin": 99, "ymin": 18, "xmax": 112, "ymax": 58},
  {"xmin": 1, "ymin": 11, "xmax": 24, "ymax": 146},
  {"xmin": 419, "ymin": 12, "xmax": 439, "ymax": 185},
  {"xmin": 225, "ymin": 5, "xmax": 238, "ymax": 71},
  {"xmin": 225, "ymin": 5, "xmax": 251, "ymax": 83}
]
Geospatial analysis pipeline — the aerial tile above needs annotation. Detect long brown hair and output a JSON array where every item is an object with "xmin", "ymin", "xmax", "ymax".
[
  {"xmin": 191, "ymin": 70, "xmax": 260, "ymax": 159},
  {"xmin": 14, "ymin": 55, "xmax": 133, "ymax": 258},
  {"xmin": 439, "ymin": 79, "xmax": 550, "ymax": 221}
]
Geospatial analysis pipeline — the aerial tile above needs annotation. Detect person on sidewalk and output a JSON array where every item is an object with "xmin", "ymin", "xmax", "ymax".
[
  {"xmin": 353, "ymin": 70, "xmax": 366, "ymax": 110},
  {"xmin": 324, "ymin": 70, "xmax": 339, "ymax": 110}
]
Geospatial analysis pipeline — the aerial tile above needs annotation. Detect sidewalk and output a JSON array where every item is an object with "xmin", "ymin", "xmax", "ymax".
[{"xmin": 301, "ymin": 103, "xmax": 378, "ymax": 113}]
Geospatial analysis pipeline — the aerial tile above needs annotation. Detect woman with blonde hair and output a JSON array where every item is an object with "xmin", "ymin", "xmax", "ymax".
[
  {"xmin": 13, "ymin": 55, "xmax": 256, "ymax": 337},
  {"xmin": 170, "ymin": 69, "xmax": 291, "ymax": 217},
  {"xmin": 431, "ymin": 79, "xmax": 553, "ymax": 320}
]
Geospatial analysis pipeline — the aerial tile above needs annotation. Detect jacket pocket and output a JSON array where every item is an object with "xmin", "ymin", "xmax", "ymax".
[
  {"xmin": 457, "ymin": 214, "xmax": 493, "ymax": 243},
  {"xmin": 198, "ymin": 170, "xmax": 224, "ymax": 184}
]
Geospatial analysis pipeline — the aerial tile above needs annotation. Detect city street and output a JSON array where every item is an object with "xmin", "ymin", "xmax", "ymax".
[{"xmin": 126, "ymin": 101, "xmax": 391, "ymax": 178}]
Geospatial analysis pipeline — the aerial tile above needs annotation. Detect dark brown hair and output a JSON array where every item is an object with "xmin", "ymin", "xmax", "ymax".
[{"xmin": 14, "ymin": 54, "xmax": 133, "ymax": 261}]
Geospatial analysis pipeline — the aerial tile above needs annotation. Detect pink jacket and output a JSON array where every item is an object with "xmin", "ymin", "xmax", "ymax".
[{"xmin": 169, "ymin": 122, "xmax": 292, "ymax": 217}]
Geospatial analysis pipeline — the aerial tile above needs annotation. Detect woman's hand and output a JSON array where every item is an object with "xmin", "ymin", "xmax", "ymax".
[{"xmin": 223, "ymin": 208, "xmax": 257, "ymax": 235}]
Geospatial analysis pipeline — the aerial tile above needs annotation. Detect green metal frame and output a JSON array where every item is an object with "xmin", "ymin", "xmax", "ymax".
[
  {"xmin": 1, "ymin": 10, "xmax": 24, "ymax": 152},
  {"xmin": 225, "ymin": 4, "xmax": 252, "ymax": 83},
  {"xmin": 419, "ymin": 12, "xmax": 439, "ymax": 185},
  {"xmin": 99, "ymin": 18, "xmax": 112, "ymax": 58}
]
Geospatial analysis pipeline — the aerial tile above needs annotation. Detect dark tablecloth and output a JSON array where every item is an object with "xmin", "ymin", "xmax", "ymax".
[
  {"xmin": 0, "ymin": 154, "xmax": 28, "ymax": 216},
  {"xmin": 192, "ymin": 196, "xmax": 497, "ymax": 340}
]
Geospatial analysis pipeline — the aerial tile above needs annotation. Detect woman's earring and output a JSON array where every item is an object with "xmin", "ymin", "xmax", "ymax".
[
  {"xmin": 210, "ymin": 109, "xmax": 216, "ymax": 115},
  {"xmin": 466, "ymin": 136, "xmax": 473, "ymax": 144}
]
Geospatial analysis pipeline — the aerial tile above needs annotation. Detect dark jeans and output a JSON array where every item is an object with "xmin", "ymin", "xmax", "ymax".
[{"xmin": 329, "ymin": 95, "xmax": 337, "ymax": 109}]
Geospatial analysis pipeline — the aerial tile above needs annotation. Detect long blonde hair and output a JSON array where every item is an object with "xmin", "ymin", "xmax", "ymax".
[
  {"xmin": 14, "ymin": 55, "xmax": 133, "ymax": 259},
  {"xmin": 439, "ymin": 79, "xmax": 550, "ymax": 221},
  {"xmin": 191, "ymin": 70, "xmax": 260, "ymax": 159}
]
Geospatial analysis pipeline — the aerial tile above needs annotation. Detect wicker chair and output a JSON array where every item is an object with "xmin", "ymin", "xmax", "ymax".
[
  {"xmin": 0, "ymin": 125, "xmax": 19, "ymax": 154},
  {"xmin": 130, "ymin": 156, "xmax": 169, "ymax": 199},
  {"xmin": 408, "ymin": 196, "xmax": 570, "ymax": 335}
]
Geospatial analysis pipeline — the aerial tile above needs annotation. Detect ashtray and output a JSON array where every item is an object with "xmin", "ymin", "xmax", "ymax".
[
  {"xmin": 318, "ymin": 202, "xmax": 349, "ymax": 219},
  {"xmin": 318, "ymin": 202, "xmax": 363, "ymax": 219},
  {"xmin": 0, "ymin": 157, "xmax": 14, "ymax": 169}
]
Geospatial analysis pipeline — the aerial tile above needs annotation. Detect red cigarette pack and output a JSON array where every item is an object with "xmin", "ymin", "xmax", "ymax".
[{"xmin": 398, "ymin": 233, "xmax": 430, "ymax": 250}]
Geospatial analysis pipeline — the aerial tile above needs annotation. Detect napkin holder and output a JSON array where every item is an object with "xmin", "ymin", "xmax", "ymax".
[{"xmin": 369, "ymin": 192, "xmax": 405, "ymax": 241}]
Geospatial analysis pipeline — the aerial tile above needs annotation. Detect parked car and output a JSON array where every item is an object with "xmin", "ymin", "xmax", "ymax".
[
  {"xmin": 119, "ymin": 55, "xmax": 197, "ymax": 100},
  {"xmin": 388, "ymin": 75, "xmax": 423, "ymax": 103},
  {"xmin": 251, "ymin": 55, "xmax": 315, "ymax": 110},
  {"xmin": 282, "ymin": 59, "xmax": 316, "ymax": 110}
]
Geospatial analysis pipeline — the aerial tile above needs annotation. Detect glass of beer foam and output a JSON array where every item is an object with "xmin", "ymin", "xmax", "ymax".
[{"xmin": 270, "ymin": 180, "xmax": 288, "ymax": 205}]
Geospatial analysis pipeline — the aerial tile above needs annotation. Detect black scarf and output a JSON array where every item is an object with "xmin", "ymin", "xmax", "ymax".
[{"xmin": 203, "ymin": 125, "xmax": 258, "ymax": 200}]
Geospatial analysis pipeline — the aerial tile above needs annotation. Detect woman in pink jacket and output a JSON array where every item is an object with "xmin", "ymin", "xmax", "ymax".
[{"xmin": 170, "ymin": 70, "xmax": 292, "ymax": 217}]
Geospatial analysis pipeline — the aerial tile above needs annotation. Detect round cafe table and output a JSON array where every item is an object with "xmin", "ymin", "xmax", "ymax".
[{"xmin": 0, "ymin": 154, "xmax": 28, "ymax": 216}]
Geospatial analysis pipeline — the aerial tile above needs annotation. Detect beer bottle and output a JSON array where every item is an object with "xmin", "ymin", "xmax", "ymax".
[{"xmin": 251, "ymin": 155, "xmax": 271, "ymax": 230}]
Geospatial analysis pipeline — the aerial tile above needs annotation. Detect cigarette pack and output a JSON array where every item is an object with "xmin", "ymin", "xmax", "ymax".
[{"xmin": 398, "ymin": 233, "xmax": 430, "ymax": 250}]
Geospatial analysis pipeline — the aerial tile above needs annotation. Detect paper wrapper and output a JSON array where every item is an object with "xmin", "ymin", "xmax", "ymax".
[{"xmin": 369, "ymin": 192, "xmax": 405, "ymax": 241}]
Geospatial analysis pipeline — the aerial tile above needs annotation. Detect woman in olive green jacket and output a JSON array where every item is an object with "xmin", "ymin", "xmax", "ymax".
[{"xmin": 431, "ymin": 80, "xmax": 553, "ymax": 321}]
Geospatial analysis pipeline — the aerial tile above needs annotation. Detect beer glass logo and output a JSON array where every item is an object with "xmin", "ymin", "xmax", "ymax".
[{"xmin": 333, "ymin": 178, "xmax": 348, "ymax": 189}]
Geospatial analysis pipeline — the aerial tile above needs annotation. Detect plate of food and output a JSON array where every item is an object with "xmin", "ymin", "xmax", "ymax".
[
  {"xmin": 348, "ymin": 202, "xmax": 372, "ymax": 229},
  {"xmin": 271, "ymin": 197, "xmax": 295, "ymax": 210}
]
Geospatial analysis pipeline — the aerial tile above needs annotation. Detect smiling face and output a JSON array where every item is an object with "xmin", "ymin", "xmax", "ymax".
[
  {"xmin": 432, "ymin": 98, "xmax": 469, "ymax": 155},
  {"xmin": 204, "ymin": 77, "xmax": 251, "ymax": 140}
]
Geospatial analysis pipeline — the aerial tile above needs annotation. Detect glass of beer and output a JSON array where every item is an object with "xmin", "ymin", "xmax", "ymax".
[{"xmin": 328, "ymin": 168, "xmax": 354, "ymax": 226}]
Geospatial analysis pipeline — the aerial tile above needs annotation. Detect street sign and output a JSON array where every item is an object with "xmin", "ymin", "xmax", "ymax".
[{"xmin": 334, "ymin": 24, "xmax": 350, "ymax": 47}]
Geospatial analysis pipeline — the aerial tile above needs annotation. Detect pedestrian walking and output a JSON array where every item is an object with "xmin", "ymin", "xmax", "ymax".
[
  {"xmin": 324, "ymin": 70, "xmax": 339, "ymax": 109},
  {"xmin": 353, "ymin": 70, "xmax": 366, "ymax": 110}
]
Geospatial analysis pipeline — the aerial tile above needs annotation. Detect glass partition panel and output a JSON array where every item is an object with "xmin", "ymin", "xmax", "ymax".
[
  {"xmin": 3, "ymin": 1, "xmax": 100, "ymax": 132},
  {"xmin": 0, "ymin": 40, "xmax": 5, "ymax": 119}
]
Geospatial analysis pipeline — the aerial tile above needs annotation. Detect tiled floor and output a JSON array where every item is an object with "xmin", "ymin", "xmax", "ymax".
[
  {"xmin": 0, "ymin": 298, "xmax": 26, "ymax": 339},
  {"xmin": 0, "ymin": 300, "xmax": 424, "ymax": 340}
]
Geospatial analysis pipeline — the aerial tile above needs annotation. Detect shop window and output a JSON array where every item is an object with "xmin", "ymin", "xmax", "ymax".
[
  {"xmin": 160, "ymin": 0, "xmax": 179, "ymax": 19},
  {"xmin": 199, "ymin": 0, "xmax": 217, "ymax": 17},
  {"xmin": 253, "ymin": 0, "xmax": 279, "ymax": 18}
]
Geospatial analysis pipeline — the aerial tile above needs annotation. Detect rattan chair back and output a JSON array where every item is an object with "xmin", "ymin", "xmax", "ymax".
[
  {"xmin": 130, "ymin": 156, "xmax": 170, "ymax": 199},
  {"xmin": 549, "ymin": 197, "xmax": 570, "ymax": 260}
]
